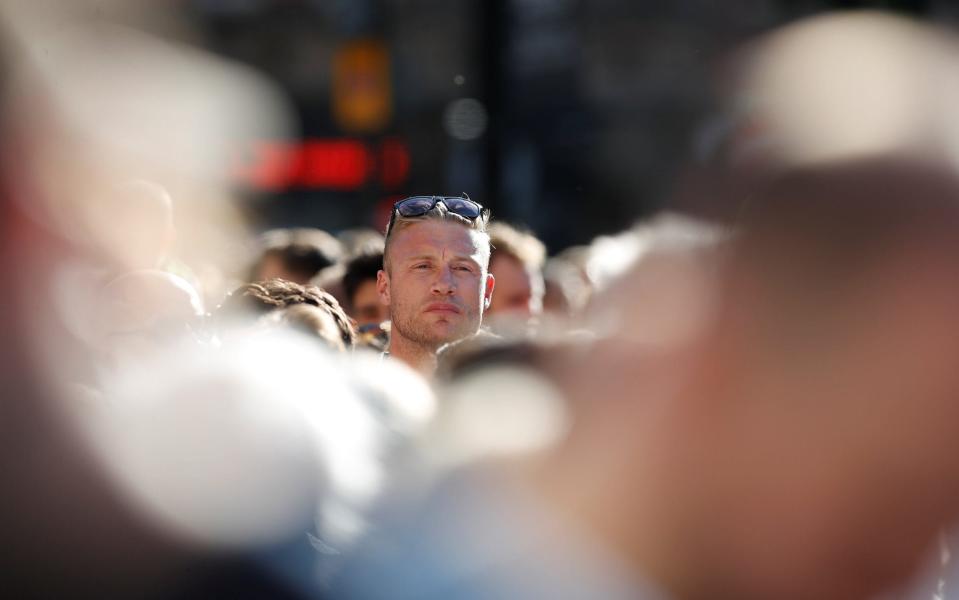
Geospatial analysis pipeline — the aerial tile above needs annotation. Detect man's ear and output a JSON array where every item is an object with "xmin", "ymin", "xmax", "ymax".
[
  {"xmin": 376, "ymin": 269, "xmax": 391, "ymax": 306},
  {"xmin": 483, "ymin": 273, "xmax": 495, "ymax": 310}
]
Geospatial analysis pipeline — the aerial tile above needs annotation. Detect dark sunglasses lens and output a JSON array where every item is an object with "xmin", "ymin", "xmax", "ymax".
[
  {"xmin": 395, "ymin": 197, "xmax": 436, "ymax": 217},
  {"xmin": 442, "ymin": 198, "xmax": 482, "ymax": 218}
]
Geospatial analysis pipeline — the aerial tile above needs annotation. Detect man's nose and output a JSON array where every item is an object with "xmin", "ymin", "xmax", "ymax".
[{"xmin": 431, "ymin": 265, "xmax": 456, "ymax": 295}]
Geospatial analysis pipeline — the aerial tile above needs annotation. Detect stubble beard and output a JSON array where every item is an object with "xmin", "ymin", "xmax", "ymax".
[{"xmin": 391, "ymin": 305, "xmax": 478, "ymax": 352}]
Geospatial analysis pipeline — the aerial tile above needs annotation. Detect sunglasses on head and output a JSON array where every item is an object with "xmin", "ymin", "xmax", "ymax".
[{"xmin": 387, "ymin": 195, "xmax": 485, "ymax": 233}]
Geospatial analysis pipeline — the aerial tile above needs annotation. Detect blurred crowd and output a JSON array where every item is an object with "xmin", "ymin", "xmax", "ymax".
[{"xmin": 10, "ymin": 4, "xmax": 959, "ymax": 600}]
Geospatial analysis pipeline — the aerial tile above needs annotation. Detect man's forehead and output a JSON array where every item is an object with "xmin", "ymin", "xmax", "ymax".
[{"xmin": 390, "ymin": 220, "xmax": 488, "ymax": 256}]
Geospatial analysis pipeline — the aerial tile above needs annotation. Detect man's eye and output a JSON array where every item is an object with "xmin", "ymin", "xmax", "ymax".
[
  {"xmin": 413, "ymin": 263, "xmax": 430, "ymax": 270},
  {"xmin": 453, "ymin": 265, "xmax": 473, "ymax": 272}
]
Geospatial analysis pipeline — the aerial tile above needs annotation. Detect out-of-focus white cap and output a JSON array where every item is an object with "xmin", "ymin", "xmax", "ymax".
[{"xmin": 738, "ymin": 12, "xmax": 959, "ymax": 169}]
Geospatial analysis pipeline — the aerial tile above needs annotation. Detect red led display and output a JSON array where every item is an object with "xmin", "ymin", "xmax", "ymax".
[{"xmin": 237, "ymin": 138, "xmax": 410, "ymax": 192}]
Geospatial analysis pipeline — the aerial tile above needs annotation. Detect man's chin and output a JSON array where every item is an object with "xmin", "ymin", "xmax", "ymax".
[
  {"xmin": 425, "ymin": 321, "xmax": 478, "ymax": 345},
  {"xmin": 428, "ymin": 328, "xmax": 466, "ymax": 346},
  {"xmin": 395, "ymin": 317, "xmax": 476, "ymax": 349}
]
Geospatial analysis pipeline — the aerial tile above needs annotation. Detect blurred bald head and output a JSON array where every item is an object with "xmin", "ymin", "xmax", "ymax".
[
  {"xmin": 545, "ymin": 157, "xmax": 959, "ymax": 600},
  {"xmin": 690, "ymin": 157, "xmax": 959, "ymax": 599}
]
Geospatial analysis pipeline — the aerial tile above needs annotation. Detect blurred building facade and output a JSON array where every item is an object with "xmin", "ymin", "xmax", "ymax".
[{"xmin": 189, "ymin": 0, "xmax": 944, "ymax": 251}]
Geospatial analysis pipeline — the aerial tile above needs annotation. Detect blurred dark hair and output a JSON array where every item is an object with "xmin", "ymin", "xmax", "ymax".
[
  {"xmin": 252, "ymin": 228, "xmax": 343, "ymax": 282},
  {"xmin": 342, "ymin": 251, "xmax": 384, "ymax": 310}
]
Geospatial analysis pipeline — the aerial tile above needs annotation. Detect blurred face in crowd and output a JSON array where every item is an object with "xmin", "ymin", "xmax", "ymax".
[
  {"xmin": 378, "ymin": 220, "xmax": 493, "ymax": 352},
  {"xmin": 351, "ymin": 278, "xmax": 389, "ymax": 328},
  {"xmin": 487, "ymin": 253, "xmax": 542, "ymax": 320}
]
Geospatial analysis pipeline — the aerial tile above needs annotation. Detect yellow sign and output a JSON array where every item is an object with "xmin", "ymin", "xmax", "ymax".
[{"xmin": 332, "ymin": 39, "xmax": 392, "ymax": 134}]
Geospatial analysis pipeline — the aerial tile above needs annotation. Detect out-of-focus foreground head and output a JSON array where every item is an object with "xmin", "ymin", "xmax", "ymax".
[
  {"xmin": 684, "ymin": 157, "xmax": 959, "ymax": 600},
  {"xmin": 536, "ymin": 156, "xmax": 959, "ymax": 600},
  {"xmin": 557, "ymin": 11, "xmax": 959, "ymax": 599}
]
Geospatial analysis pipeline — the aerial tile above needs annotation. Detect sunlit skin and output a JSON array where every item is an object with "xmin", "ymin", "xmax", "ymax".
[
  {"xmin": 377, "ymin": 219, "xmax": 494, "ymax": 375},
  {"xmin": 487, "ymin": 253, "xmax": 543, "ymax": 321}
]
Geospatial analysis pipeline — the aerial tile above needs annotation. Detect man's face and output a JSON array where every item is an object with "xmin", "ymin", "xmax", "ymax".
[
  {"xmin": 351, "ymin": 279, "xmax": 389, "ymax": 328},
  {"xmin": 487, "ymin": 253, "xmax": 542, "ymax": 320},
  {"xmin": 377, "ymin": 220, "xmax": 494, "ymax": 351}
]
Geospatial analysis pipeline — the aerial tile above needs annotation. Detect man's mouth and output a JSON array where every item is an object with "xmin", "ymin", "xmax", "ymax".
[{"xmin": 424, "ymin": 302, "xmax": 462, "ymax": 314}]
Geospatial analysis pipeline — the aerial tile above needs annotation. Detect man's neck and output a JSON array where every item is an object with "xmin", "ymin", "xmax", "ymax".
[{"xmin": 388, "ymin": 334, "xmax": 438, "ymax": 378}]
